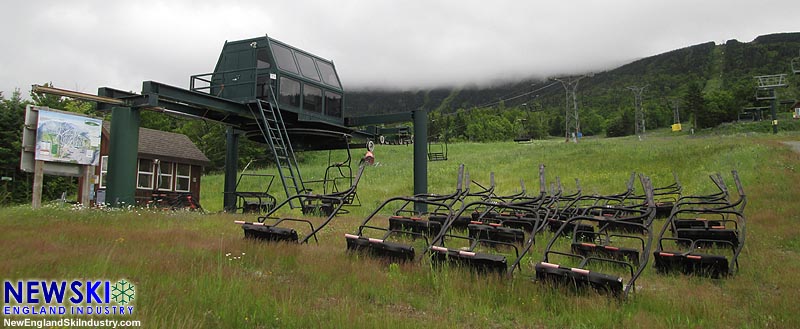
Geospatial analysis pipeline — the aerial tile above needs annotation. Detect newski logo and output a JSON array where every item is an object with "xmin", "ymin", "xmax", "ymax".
[{"xmin": 3, "ymin": 279, "xmax": 135, "ymax": 316}]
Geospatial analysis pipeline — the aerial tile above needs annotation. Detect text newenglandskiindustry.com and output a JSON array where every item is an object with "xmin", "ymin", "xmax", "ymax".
[{"xmin": 4, "ymin": 318, "xmax": 141, "ymax": 328}]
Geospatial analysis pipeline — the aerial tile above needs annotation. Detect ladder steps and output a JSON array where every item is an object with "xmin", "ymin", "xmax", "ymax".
[{"xmin": 249, "ymin": 100, "xmax": 305, "ymax": 208}]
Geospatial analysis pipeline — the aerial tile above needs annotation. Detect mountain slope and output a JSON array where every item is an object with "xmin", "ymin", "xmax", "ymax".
[{"xmin": 346, "ymin": 32, "xmax": 800, "ymax": 137}]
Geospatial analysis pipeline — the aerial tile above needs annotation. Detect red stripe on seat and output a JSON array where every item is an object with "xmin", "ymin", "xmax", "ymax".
[
  {"xmin": 470, "ymin": 221, "xmax": 483, "ymax": 225},
  {"xmin": 344, "ymin": 234, "xmax": 359, "ymax": 239},
  {"xmin": 431, "ymin": 246, "xmax": 448, "ymax": 253},
  {"xmin": 580, "ymin": 243, "xmax": 596, "ymax": 247},
  {"xmin": 686, "ymin": 255, "xmax": 702, "ymax": 260},
  {"xmin": 604, "ymin": 246, "xmax": 619, "ymax": 251},
  {"xmin": 659, "ymin": 252, "xmax": 674, "ymax": 257},
  {"xmin": 488, "ymin": 223, "xmax": 502, "ymax": 227},
  {"xmin": 368, "ymin": 238, "xmax": 384, "ymax": 243},
  {"xmin": 234, "ymin": 220, "xmax": 246, "ymax": 224}
]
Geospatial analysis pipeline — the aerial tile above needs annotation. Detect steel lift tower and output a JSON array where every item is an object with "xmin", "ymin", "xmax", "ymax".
[
  {"xmin": 627, "ymin": 85, "xmax": 648, "ymax": 139},
  {"xmin": 754, "ymin": 74, "xmax": 787, "ymax": 134},
  {"xmin": 668, "ymin": 98, "xmax": 682, "ymax": 132},
  {"xmin": 553, "ymin": 75, "xmax": 589, "ymax": 143}
]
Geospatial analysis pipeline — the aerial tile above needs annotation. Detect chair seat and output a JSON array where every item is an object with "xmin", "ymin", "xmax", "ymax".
[
  {"xmin": 653, "ymin": 251, "xmax": 730, "ymax": 278},
  {"xmin": 344, "ymin": 234, "xmax": 415, "ymax": 261},
  {"xmin": 388, "ymin": 216, "xmax": 442, "ymax": 236},
  {"xmin": 535, "ymin": 262, "xmax": 623, "ymax": 295},
  {"xmin": 467, "ymin": 223, "xmax": 526, "ymax": 244},
  {"xmin": 429, "ymin": 246, "xmax": 507, "ymax": 274},
  {"xmin": 242, "ymin": 224, "xmax": 299, "ymax": 243}
]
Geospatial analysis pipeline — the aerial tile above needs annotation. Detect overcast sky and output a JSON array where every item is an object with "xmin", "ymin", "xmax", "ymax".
[{"xmin": 1, "ymin": 0, "xmax": 798, "ymax": 98}]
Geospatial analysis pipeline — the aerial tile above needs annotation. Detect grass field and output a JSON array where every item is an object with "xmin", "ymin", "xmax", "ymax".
[{"xmin": 2, "ymin": 131, "xmax": 800, "ymax": 328}]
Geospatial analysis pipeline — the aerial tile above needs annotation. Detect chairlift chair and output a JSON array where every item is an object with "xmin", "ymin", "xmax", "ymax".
[
  {"xmin": 234, "ymin": 173, "xmax": 277, "ymax": 214},
  {"xmin": 234, "ymin": 155, "xmax": 370, "ymax": 244},
  {"xmin": 653, "ymin": 171, "xmax": 746, "ymax": 278},
  {"xmin": 427, "ymin": 137, "xmax": 448, "ymax": 161},
  {"xmin": 344, "ymin": 165, "xmax": 467, "ymax": 261},
  {"xmin": 428, "ymin": 201, "xmax": 542, "ymax": 275},
  {"xmin": 345, "ymin": 197, "xmax": 456, "ymax": 262},
  {"xmin": 305, "ymin": 137, "xmax": 361, "ymax": 212},
  {"xmin": 628, "ymin": 172, "xmax": 682, "ymax": 218},
  {"xmin": 534, "ymin": 176, "xmax": 656, "ymax": 298},
  {"xmin": 547, "ymin": 172, "xmax": 637, "ymax": 233}
]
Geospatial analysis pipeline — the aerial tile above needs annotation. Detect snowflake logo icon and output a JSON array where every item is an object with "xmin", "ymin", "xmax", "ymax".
[{"xmin": 111, "ymin": 279, "xmax": 135, "ymax": 305}]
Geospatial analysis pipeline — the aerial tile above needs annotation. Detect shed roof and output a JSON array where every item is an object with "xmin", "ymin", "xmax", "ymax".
[{"xmin": 103, "ymin": 123, "xmax": 211, "ymax": 167}]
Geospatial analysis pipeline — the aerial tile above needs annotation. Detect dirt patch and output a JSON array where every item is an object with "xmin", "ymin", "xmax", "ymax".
[{"xmin": 784, "ymin": 141, "xmax": 800, "ymax": 154}]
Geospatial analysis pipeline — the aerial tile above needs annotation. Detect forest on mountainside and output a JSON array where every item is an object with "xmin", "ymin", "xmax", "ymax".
[{"xmin": 347, "ymin": 32, "xmax": 800, "ymax": 140}]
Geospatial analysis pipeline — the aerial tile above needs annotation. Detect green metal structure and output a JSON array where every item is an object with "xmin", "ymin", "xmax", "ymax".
[
  {"xmin": 190, "ymin": 36, "xmax": 349, "ymax": 133},
  {"xmin": 96, "ymin": 35, "xmax": 429, "ymax": 211}
]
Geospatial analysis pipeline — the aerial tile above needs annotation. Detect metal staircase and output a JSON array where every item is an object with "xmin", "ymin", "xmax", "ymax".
[{"xmin": 247, "ymin": 99, "xmax": 305, "ymax": 208}]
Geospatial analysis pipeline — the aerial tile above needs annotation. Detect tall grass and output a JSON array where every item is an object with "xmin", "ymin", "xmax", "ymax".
[{"xmin": 2, "ymin": 132, "xmax": 800, "ymax": 328}]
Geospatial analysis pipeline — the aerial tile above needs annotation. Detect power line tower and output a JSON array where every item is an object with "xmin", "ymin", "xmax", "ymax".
[
  {"xmin": 754, "ymin": 74, "xmax": 787, "ymax": 134},
  {"xmin": 553, "ymin": 75, "xmax": 589, "ymax": 143},
  {"xmin": 627, "ymin": 85, "xmax": 648, "ymax": 139}
]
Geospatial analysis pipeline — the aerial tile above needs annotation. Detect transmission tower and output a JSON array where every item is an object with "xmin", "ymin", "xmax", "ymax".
[
  {"xmin": 668, "ymin": 98, "xmax": 682, "ymax": 131},
  {"xmin": 627, "ymin": 85, "xmax": 648, "ymax": 139},
  {"xmin": 754, "ymin": 74, "xmax": 787, "ymax": 134},
  {"xmin": 553, "ymin": 75, "xmax": 589, "ymax": 143}
]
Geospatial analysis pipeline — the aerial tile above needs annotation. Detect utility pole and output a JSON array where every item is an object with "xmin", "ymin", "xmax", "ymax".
[
  {"xmin": 754, "ymin": 74, "xmax": 787, "ymax": 134},
  {"xmin": 553, "ymin": 75, "xmax": 590, "ymax": 143},
  {"xmin": 627, "ymin": 85, "xmax": 648, "ymax": 140}
]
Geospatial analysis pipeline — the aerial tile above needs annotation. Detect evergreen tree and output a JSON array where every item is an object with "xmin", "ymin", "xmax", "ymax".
[{"xmin": 684, "ymin": 82, "xmax": 706, "ymax": 130}]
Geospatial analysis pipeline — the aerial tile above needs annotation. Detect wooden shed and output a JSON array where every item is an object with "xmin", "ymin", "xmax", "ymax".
[{"xmin": 87, "ymin": 124, "xmax": 211, "ymax": 207}]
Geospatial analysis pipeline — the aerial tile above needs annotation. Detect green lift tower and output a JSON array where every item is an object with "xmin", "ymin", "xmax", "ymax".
[{"xmin": 96, "ymin": 35, "xmax": 428, "ymax": 211}]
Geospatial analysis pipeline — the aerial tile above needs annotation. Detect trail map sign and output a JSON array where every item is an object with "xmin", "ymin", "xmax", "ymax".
[
  {"xmin": 35, "ymin": 109, "xmax": 102, "ymax": 165},
  {"xmin": 20, "ymin": 106, "xmax": 103, "ymax": 208}
]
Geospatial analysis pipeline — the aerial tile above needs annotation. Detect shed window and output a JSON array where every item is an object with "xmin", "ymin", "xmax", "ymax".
[
  {"xmin": 158, "ymin": 161, "xmax": 173, "ymax": 191},
  {"xmin": 303, "ymin": 85, "xmax": 323, "ymax": 113},
  {"xmin": 296, "ymin": 53, "xmax": 321, "ymax": 81},
  {"xmin": 99, "ymin": 156, "xmax": 108, "ymax": 188},
  {"xmin": 325, "ymin": 92, "xmax": 342, "ymax": 118},
  {"xmin": 136, "ymin": 159, "xmax": 154, "ymax": 189},
  {"xmin": 271, "ymin": 44, "xmax": 299, "ymax": 74},
  {"xmin": 175, "ymin": 164, "xmax": 191, "ymax": 192},
  {"xmin": 317, "ymin": 61, "xmax": 341, "ymax": 88},
  {"xmin": 279, "ymin": 77, "xmax": 301, "ymax": 108}
]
